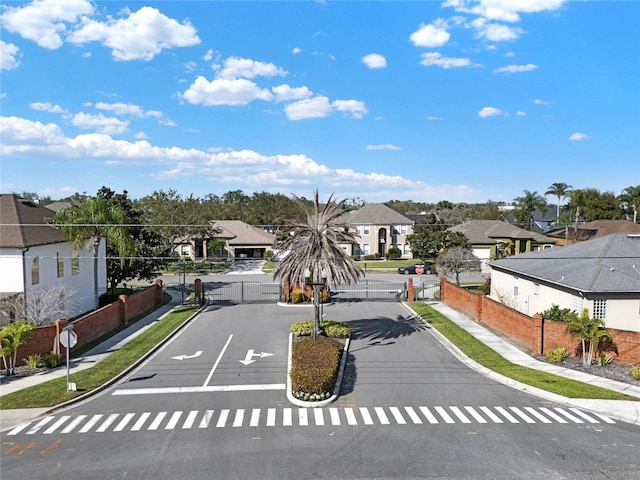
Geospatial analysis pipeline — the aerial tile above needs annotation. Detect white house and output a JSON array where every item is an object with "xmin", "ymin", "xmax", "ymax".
[
  {"xmin": 489, "ymin": 233, "xmax": 640, "ymax": 332},
  {"xmin": 0, "ymin": 195, "xmax": 105, "ymax": 326}
]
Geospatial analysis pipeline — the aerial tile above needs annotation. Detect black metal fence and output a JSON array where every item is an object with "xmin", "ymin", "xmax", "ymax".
[
  {"xmin": 330, "ymin": 279, "xmax": 407, "ymax": 302},
  {"xmin": 203, "ymin": 281, "xmax": 283, "ymax": 305}
]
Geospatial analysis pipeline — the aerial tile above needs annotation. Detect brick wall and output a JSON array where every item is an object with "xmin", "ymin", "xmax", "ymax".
[
  {"xmin": 14, "ymin": 280, "xmax": 164, "ymax": 365},
  {"xmin": 440, "ymin": 277, "xmax": 640, "ymax": 365}
]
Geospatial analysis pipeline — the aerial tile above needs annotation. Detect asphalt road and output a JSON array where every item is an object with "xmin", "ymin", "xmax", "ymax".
[{"xmin": 3, "ymin": 300, "xmax": 639, "ymax": 479}]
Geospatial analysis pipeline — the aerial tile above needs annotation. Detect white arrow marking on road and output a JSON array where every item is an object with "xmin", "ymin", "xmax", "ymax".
[
  {"xmin": 239, "ymin": 349, "xmax": 274, "ymax": 365},
  {"xmin": 171, "ymin": 351, "xmax": 203, "ymax": 361}
]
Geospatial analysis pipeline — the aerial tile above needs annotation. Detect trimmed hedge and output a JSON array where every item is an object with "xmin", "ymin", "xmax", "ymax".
[
  {"xmin": 290, "ymin": 320, "xmax": 351, "ymax": 338},
  {"xmin": 290, "ymin": 336, "xmax": 341, "ymax": 395}
]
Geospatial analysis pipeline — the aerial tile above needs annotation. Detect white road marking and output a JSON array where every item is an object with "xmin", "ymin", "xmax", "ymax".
[{"xmin": 203, "ymin": 334, "xmax": 233, "ymax": 387}]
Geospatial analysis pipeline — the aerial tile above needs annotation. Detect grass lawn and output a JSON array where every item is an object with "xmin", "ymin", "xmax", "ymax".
[
  {"xmin": 0, "ymin": 306, "xmax": 198, "ymax": 410},
  {"xmin": 408, "ymin": 302, "xmax": 637, "ymax": 401}
]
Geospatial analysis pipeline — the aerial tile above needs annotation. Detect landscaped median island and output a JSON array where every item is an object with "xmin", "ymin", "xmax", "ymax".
[
  {"xmin": 0, "ymin": 306, "xmax": 199, "ymax": 410},
  {"xmin": 289, "ymin": 320, "xmax": 350, "ymax": 403},
  {"xmin": 408, "ymin": 302, "xmax": 638, "ymax": 401}
]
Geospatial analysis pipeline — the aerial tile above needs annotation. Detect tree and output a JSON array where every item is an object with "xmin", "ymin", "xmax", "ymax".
[
  {"xmin": 567, "ymin": 188, "xmax": 621, "ymax": 223},
  {"xmin": 52, "ymin": 196, "xmax": 136, "ymax": 309},
  {"xmin": 97, "ymin": 187, "xmax": 166, "ymax": 291},
  {"xmin": 0, "ymin": 321, "xmax": 34, "ymax": 375},
  {"xmin": 436, "ymin": 247, "xmax": 480, "ymax": 286},
  {"xmin": 619, "ymin": 185, "xmax": 640, "ymax": 223},
  {"xmin": 406, "ymin": 215, "xmax": 470, "ymax": 261},
  {"xmin": 513, "ymin": 190, "xmax": 547, "ymax": 231},
  {"xmin": 1, "ymin": 285, "xmax": 78, "ymax": 326},
  {"xmin": 272, "ymin": 190, "xmax": 363, "ymax": 339},
  {"xmin": 564, "ymin": 309, "xmax": 612, "ymax": 367},
  {"xmin": 545, "ymin": 182, "xmax": 572, "ymax": 221}
]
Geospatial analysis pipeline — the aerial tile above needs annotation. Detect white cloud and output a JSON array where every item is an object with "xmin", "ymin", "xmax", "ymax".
[
  {"xmin": 366, "ymin": 144, "xmax": 401, "ymax": 151},
  {"xmin": 182, "ymin": 76, "xmax": 274, "ymax": 106},
  {"xmin": 478, "ymin": 106, "xmax": 504, "ymax": 117},
  {"xmin": 569, "ymin": 132, "xmax": 590, "ymax": 141},
  {"xmin": 284, "ymin": 96, "xmax": 333, "ymax": 120},
  {"xmin": 271, "ymin": 84, "xmax": 313, "ymax": 102},
  {"xmin": 67, "ymin": 6, "xmax": 200, "ymax": 61},
  {"xmin": 494, "ymin": 63, "xmax": 538, "ymax": 73},
  {"xmin": 71, "ymin": 112, "xmax": 129, "ymax": 135},
  {"xmin": 516, "ymin": 110, "xmax": 526, "ymax": 116},
  {"xmin": 444, "ymin": 0, "xmax": 566, "ymax": 23},
  {"xmin": 0, "ymin": 0, "xmax": 94, "ymax": 49},
  {"xmin": 0, "ymin": 41, "xmax": 21, "ymax": 70},
  {"xmin": 420, "ymin": 52, "xmax": 472, "ymax": 69},
  {"xmin": 410, "ymin": 20, "xmax": 450, "ymax": 47},
  {"xmin": 292, "ymin": 47, "xmax": 302, "ymax": 54},
  {"xmin": 203, "ymin": 49, "xmax": 214, "ymax": 62},
  {"xmin": 532, "ymin": 98, "xmax": 553, "ymax": 105},
  {"xmin": 30, "ymin": 102, "xmax": 67, "ymax": 114},
  {"xmin": 472, "ymin": 19, "xmax": 523, "ymax": 41},
  {"xmin": 427, "ymin": 116, "xmax": 443, "ymax": 121},
  {"xmin": 216, "ymin": 56, "xmax": 287, "ymax": 80},
  {"xmin": 362, "ymin": 53, "xmax": 387, "ymax": 69},
  {"xmin": 332, "ymin": 99, "xmax": 368, "ymax": 119}
]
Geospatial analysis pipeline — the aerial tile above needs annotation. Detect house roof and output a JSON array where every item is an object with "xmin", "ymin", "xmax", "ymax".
[
  {"xmin": 211, "ymin": 220, "xmax": 276, "ymax": 246},
  {"xmin": 490, "ymin": 233, "xmax": 640, "ymax": 293},
  {"xmin": 342, "ymin": 203, "xmax": 413, "ymax": 225},
  {"xmin": 449, "ymin": 220, "xmax": 556, "ymax": 245},
  {"xmin": 546, "ymin": 219, "xmax": 640, "ymax": 241},
  {"xmin": 0, "ymin": 194, "xmax": 64, "ymax": 248}
]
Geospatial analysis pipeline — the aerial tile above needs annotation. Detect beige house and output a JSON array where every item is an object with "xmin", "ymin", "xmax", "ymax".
[
  {"xmin": 175, "ymin": 220, "xmax": 276, "ymax": 261},
  {"xmin": 341, "ymin": 204, "xmax": 415, "ymax": 259},
  {"xmin": 489, "ymin": 233, "xmax": 640, "ymax": 332}
]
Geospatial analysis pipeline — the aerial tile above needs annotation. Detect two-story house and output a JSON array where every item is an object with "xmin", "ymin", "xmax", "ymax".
[
  {"xmin": 0, "ymin": 195, "xmax": 105, "ymax": 326},
  {"xmin": 340, "ymin": 203, "xmax": 415, "ymax": 259}
]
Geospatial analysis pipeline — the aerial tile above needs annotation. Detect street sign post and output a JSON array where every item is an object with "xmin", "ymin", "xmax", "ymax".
[{"xmin": 61, "ymin": 325, "xmax": 77, "ymax": 391}]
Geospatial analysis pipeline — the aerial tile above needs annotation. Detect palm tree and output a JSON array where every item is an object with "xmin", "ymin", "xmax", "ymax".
[
  {"xmin": 564, "ymin": 309, "xmax": 612, "ymax": 367},
  {"xmin": 272, "ymin": 190, "xmax": 363, "ymax": 339},
  {"xmin": 619, "ymin": 185, "xmax": 640, "ymax": 223},
  {"xmin": 513, "ymin": 190, "xmax": 547, "ymax": 231},
  {"xmin": 545, "ymin": 182, "xmax": 572, "ymax": 222},
  {"xmin": 53, "ymin": 197, "xmax": 136, "ymax": 309}
]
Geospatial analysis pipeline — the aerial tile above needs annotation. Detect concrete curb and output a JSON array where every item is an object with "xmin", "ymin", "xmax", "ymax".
[{"xmin": 286, "ymin": 333, "xmax": 350, "ymax": 408}]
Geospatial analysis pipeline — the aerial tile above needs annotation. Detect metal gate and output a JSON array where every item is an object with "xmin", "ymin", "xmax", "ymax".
[
  {"xmin": 203, "ymin": 281, "xmax": 283, "ymax": 305},
  {"xmin": 330, "ymin": 279, "xmax": 407, "ymax": 302}
]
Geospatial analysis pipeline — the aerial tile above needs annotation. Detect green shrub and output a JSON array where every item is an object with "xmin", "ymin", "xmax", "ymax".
[
  {"xmin": 319, "ymin": 290, "xmax": 330, "ymax": 303},
  {"xmin": 290, "ymin": 320, "xmax": 351, "ymax": 338},
  {"xmin": 541, "ymin": 305, "xmax": 577, "ymax": 322},
  {"xmin": 263, "ymin": 249, "xmax": 274, "ymax": 260},
  {"xmin": 597, "ymin": 353, "xmax": 614, "ymax": 367},
  {"xmin": 385, "ymin": 247, "xmax": 402, "ymax": 260},
  {"xmin": 290, "ymin": 289, "xmax": 305, "ymax": 304},
  {"xmin": 628, "ymin": 366, "xmax": 640, "ymax": 380},
  {"xmin": 546, "ymin": 346, "xmax": 569, "ymax": 364},
  {"xmin": 43, "ymin": 352, "xmax": 63, "ymax": 368},
  {"xmin": 290, "ymin": 336, "xmax": 341, "ymax": 395},
  {"xmin": 23, "ymin": 353, "xmax": 43, "ymax": 369}
]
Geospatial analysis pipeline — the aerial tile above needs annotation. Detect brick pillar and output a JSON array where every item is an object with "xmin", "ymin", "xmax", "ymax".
[
  {"xmin": 439, "ymin": 277, "xmax": 447, "ymax": 301},
  {"xmin": 534, "ymin": 313, "xmax": 544, "ymax": 354},
  {"xmin": 155, "ymin": 279, "xmax": 163, "ymax": 304},
  {"xmin": 119, "ymin": 294, "xmax": 127, "ymax": 325},
  {"xmin": 475, "ymin": 291, "xmax": 484, "ymax": 321},
  {"xmin": 408, "ymin": 278, "xmax": 414, "ymax": 301},
  {"xmin": 194, "ymin": 278, "xmax": 202, "ymax": 304},
  {"xmin": 283, "ymin": 279, "xmax": 290, "ymax": 303}
]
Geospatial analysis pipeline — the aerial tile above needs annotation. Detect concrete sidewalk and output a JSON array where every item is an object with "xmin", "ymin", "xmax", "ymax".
[
  {"xmin": 421, "ymin": 301, "xmax": 640, "ymax": 426},
  {"xmin": 0, "ymin": 301, "xmax": 179, "ymax": 432},
  {"xmin": 1, "ymin": 299, "xmax": 639, "ymax": 432}
]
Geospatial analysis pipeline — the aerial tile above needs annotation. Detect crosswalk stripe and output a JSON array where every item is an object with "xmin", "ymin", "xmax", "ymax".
[
  {"xmin": 44, "ymin": 415, "xmax": 71, "ymax": 435},
  {"xmin": 510, "ymin": 407, "xmax": 535, "ymax": 424},
  {"xmin": 419, "ymin": 406, "xmax": 439, "ymax": 424},
  {"xmin": 199, "ymin": 410, "xmax": 214, "ymax": 428},
  {"xmin": 464, "ymin": 407, "xmax": 487, "ymax": 423},
  {"xmin": 62, "ymin": 415, "xmax": 87, "ymax": 433},
  {"xmin": 434, "ymin": 406, "xmax": 455, "ymax": 424},
  {"xmin": 329, "ymin": 408, "xmax": 341, "ymax": 425},
  {"xmin": 6, "ymin": 405, "xmax": 618, "ymax": 436},
  {"xmin": 345, "ymin": 408, "xmax": 358, "ymax": 425},
  {"xmin": 97, "ymin": 414, "xmax": 120, "ymax": 432},
  {"xmin": 131, "ymin": 412, "xmax": 151, "ymax": 431},
  {"xmin": 449, "ymin": 406, "xmax": 471, "ymax": 424},
  {"xmin": 495, "ymin": 407, "xmax": 519, "ymax": 423},
  {"xmin": 115, "ymin": 413, "xmax": 136, "ymax": 431},
  {"xmin": 404, "ymin": 406, "xmax": 422, "ymax": 424},
  {"xmin": 539, "ymin": 407, "xmax": 567, "ymax": 423},
  {"xmin": 183, "ymin": 410, "xmax": 199, "ymax": 429},
  {"xmin": 360, "ymin": 407, "xmax": 374, "ymax": 425}
]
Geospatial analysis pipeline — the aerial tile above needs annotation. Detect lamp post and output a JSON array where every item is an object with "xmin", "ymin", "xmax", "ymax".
[{"xmin": 304, "ymin": 268, "xmax": 328, "ymax": 340}]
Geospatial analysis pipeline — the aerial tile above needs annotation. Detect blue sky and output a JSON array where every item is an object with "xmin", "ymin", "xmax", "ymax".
[{"xmin": 1, "ymin": 0, "xmax": 638, "ymax": 204}]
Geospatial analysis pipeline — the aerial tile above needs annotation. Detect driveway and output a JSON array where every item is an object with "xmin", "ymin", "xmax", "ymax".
[{"xmin": 224, "ymin": 259, "xmax": 266, "ymax": 275}]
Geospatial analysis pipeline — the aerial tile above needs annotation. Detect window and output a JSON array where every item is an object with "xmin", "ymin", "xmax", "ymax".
[
  {"xmin": 572, "ymin": 295, "xmax": 583, "ymax": 312},
  {"xmin": 31, "ymin": 257, "xmax": 40, "ymax": 285},
  {"xmin": 593, "ymin": 299, "xmax": 607, "ymax": 320},
  {"xmin": 72, "ymin": 249, "xmax": 80, "ymax": 275},
  {"xmin": 403, "ymin": 244, "xmax": 411, "ymax": 255},
  {"xmin": 513, "ymin": 277, "xmax": 519, "ymax": 296},
  {"xmin": 534, "ymin": 283, "xmax": 540, "ymax": 295},
  {"xmin": 363, "ymin": 225, "xmax": 370, "ymax": 235},
  {"xmin": 57, "ymin": 252, "xmax": 64, "ymax": 278},
  {"xmin": 361, "ymin": 243, "xmax": 370, "ymax": 255},
  {"xmin": 393, "ymin": 225, "xmax": 407, "ymax": 235}
]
